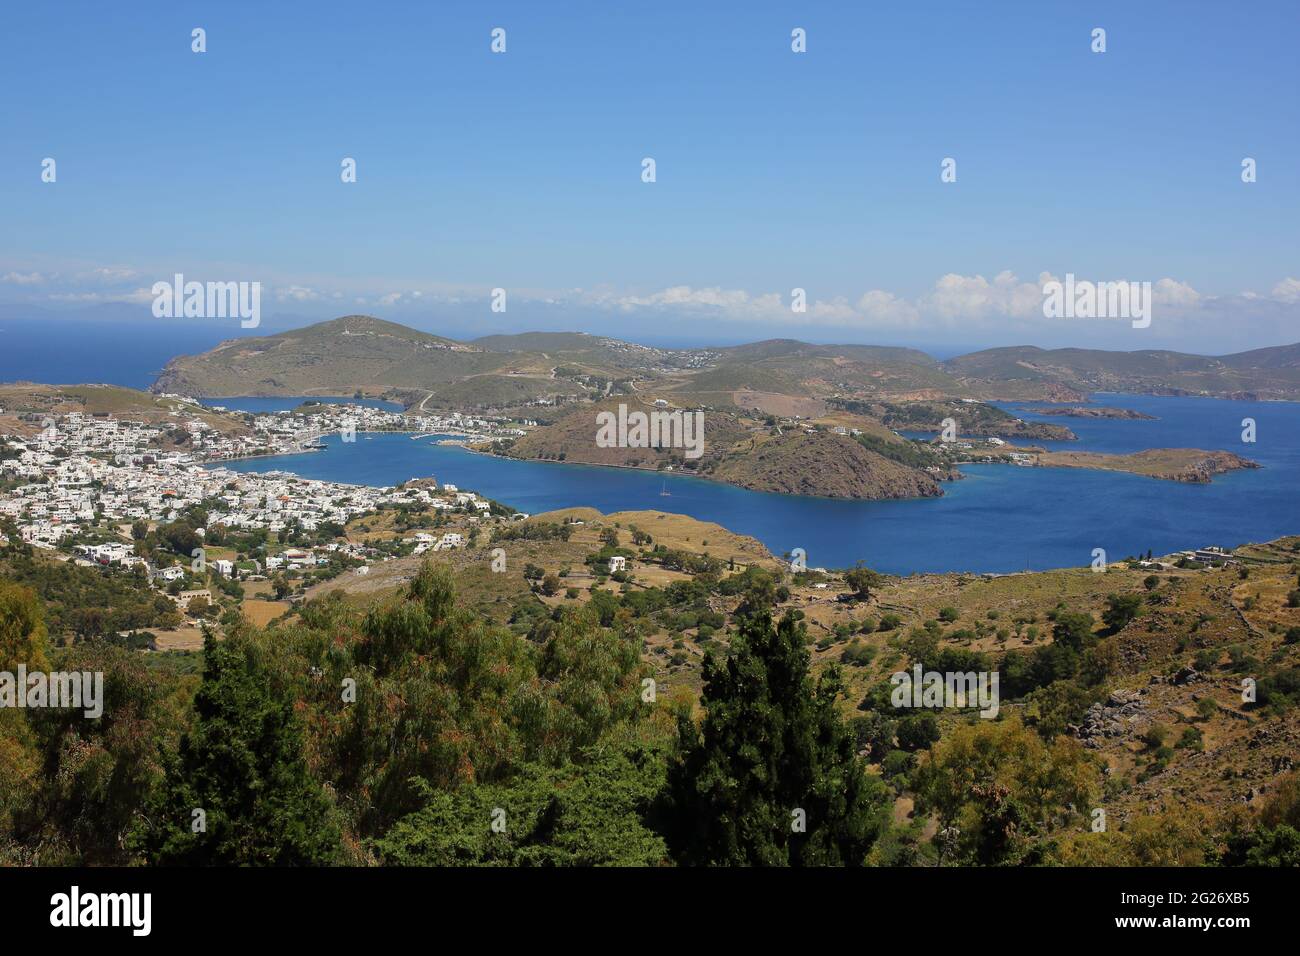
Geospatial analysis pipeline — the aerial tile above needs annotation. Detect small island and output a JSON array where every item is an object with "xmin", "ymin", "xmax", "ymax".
[
  {"xmin": 1034, "ymin": 448, "xmax": 1258, "ymax": 483},
  {"xmin": 1028, "ymin": 405, "xmax": 1157, "ymax": 420}
]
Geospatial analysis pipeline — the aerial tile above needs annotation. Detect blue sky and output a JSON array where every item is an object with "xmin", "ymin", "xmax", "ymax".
[{"xmin": 1, "ymin": 0, "xmax": 1297, "ymax": 353}]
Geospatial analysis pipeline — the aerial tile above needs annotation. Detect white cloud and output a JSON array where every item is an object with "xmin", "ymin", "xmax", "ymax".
[
  {"xmin": 13, "ymin": 260, "xmax": 1300, "ymax": 348},
  {"xmin": 807, "ymin": 296, "xmax": 860, "ymax": 323},
  {"xmin": 46, "ymin": 292, "xmax": 105, "ymax": 302},
  {"xmin": 120, "ymin": 287, "xmax": 159, "ymax": 304},
  {"xmin": 82, "ymin": 266, "xmax": 138, "ymax": 282},
  {"xmin": 577, "ymin": 285, "xmax": 789, "ymax": 321},
  {"xmin": 1271, "ymin": 277, "xmax": 1300, "ymax": 303},
  {"xmin": 855, "ymin": 290, "xmax": 921, "ymax": 325},
  {"xmin": 276, "ymin": 285, "xmax": 325, "ymax": 302},
  {"xmin": 1152, "ymin": 277, "xmax": 1201, "ymax": 307},
  {"xmin": 551, "ymin": 271, "xmax": 1300, "ymax": 339},
  {"xmin": 920, "ymin": 271, "xmax": 1045, "ymax": 322},
  {"xmin": 2, "ymin": 271, "xmax": 46, "ymax": 285},
  {"xmin": 45, "ymin": 287, "xmax": 152, "ymax": 304}
]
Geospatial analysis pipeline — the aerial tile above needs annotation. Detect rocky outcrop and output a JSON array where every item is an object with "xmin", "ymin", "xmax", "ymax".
[
  {"xmin": 1168, "ymin": 451, "xmax": 1261, "ymax": 483},
  {"xmin": 1073, "ymin": 689, "xmax": 1148, "ymax": 747}
]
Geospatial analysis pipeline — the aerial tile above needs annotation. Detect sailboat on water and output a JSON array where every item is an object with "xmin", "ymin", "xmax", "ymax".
[{"xmin": 659, "ymin": 480, "xmax": 671, "ymax": 497}]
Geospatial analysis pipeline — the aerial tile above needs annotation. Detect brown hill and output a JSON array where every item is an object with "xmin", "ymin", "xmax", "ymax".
[
  {"xmin": 151, "ymin": 315, "xmax": 511, "ymax": 399},
  {"xmin": 710, "ymin": 429, "xmax": 943, "ymax": 499},
  {"xmin": 501, "ymin": 396, "xmax": 749, "ymax": 472}
]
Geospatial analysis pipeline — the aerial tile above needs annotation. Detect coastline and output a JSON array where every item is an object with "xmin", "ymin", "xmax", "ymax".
[
  {"xmin": 202, "ymin": 428, "xmax": 482, "ymax": 464},
  {"xmin": 22, "ymin": 403, "xmax": 1299, "ymax": 577},
  {"xmin": 221, "ymin": 431, "xmax": 1263, "ymax": 503}
]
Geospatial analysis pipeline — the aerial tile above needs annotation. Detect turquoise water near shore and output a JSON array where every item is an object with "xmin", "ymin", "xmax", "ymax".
[{"xmin": 215, "ymin": 393, "xmax": 1300, "ymax": 575}]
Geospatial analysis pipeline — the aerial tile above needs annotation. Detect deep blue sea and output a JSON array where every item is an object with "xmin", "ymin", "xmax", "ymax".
[
  {"xmin": 214, "ymin": 393, "xmax": 1300, "ymax": 575},
  {"xmin": 0, "ymin": 318, "xmax": 245, "ymax": 389}
]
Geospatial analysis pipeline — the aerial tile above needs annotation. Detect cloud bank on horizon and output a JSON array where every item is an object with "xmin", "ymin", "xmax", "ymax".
[{"xmin": 4, "ymin": 266, "xmax": 1299, "ymax": 355}]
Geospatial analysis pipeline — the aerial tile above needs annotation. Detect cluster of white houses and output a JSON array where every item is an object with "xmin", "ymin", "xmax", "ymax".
[
  {"xmin": 409, "ymin": 531, "xmax": 466, "ymax": 554},
  {"xmin": 0, "ymin": 408, "xmax": 512, "ymax": 583},
  {"xmin": 3, "ymin": 397, "xmax": 530, "ymax": 465},
  {"xmin": 1135, "ymin": 545, "xmax": 1236, "ymax": 571},
  {"xmin": 194, "ymin": 400, "xmax": 527, "ymax": 460}
]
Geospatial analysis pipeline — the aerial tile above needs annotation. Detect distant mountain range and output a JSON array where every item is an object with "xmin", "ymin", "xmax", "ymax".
[{"xmin": 150, "ymin": 314, "xmax": 1300, "ymax": 407}]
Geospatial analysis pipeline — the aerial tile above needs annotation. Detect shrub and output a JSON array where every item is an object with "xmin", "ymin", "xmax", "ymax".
[
  {"xmin": 840, "ymin": 640, "xmax": 876, "ymax": 667},
  {"xmin": 881, "ymin": 749, "xmax": 914, "ymax": 779},
  {"xmin": 1143, "ymin": 724, "xmax": 1172, "ymax": 749},
  {"xmin": 895, "ymin": 713, "xmax": 941, "ymax": 752},
  {"xmin": 1102, "ymin": 593, "xmax": 1143, "ymax": 631}
]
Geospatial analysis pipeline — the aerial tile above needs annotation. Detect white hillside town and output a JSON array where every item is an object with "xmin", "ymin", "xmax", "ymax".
[{"xmin": 0, "ymin": 401, "xmax": 516, "ymax": 595}]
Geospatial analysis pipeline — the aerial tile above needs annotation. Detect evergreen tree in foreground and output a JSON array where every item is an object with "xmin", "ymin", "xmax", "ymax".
[
  {"xmin": 664, "ymin": 609, "xmax": 890, "ymax": 865},
  {"xmin": 149, "ymin": 631, "xmax": 341, "ymax": 865}
]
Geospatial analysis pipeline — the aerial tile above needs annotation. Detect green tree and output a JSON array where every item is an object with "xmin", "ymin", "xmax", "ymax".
[
  {"xmin": 1052, "ymin": 805, "xmax": 1220, "ymax": 866},
  {"xmin": 913, "ymin": 716, "xmax": 1098, "ymax": 865},
  {"xmin": 896, "ymin": 713, "xmax": 941, "ymax": 752},
  {"xmin": 848, "ymin": 712, "xmax": 896, "ymax": 762},
  {"xmin": 0, "ymin": 582, "xmax": 47, "ymax": 861},
  {"xmin": 0, "ymin": 580, "xmax": 48, "ymax": 673},
  {"xmin": 843, "ymin": 565, "xmax": 884, "ymax": 601},
  {"xmin": 1244, "ymin": 826, "xmax": 1300, "ymax": 866},
  {"xmin": 149, "ymin": 632, "xmax": 342, "ymax": 864},
  {"xmin": 1051, "ymin": 610, "xmax": 1095, "ymax": 652},
  {"xmin": 159, "ymin": 521, "xmax": 202, "ymax": 558},
  {"xmin": 29, "ymin": 643, "xmax": 165, "ymax": 865},
  {"xmin": 1102, "ymin": 593, "xmax": 1142, "ymax": 632},
  {"xmin": 663, "ymin": 610, "xmax": 891, "ymax": 865},
  {"xmin": 374, "ymin": 745, "xmax": 669, "ymax": 866}
]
